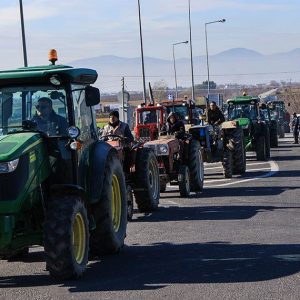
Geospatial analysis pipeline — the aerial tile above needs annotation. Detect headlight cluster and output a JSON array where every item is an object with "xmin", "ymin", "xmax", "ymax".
[
  {"xmin": 0, "ymin": 158, "xmax": 19, "ymax": 173},
  {"xmin": 158, "ymin": 145, "xmax": 168, "ymax": 154}
]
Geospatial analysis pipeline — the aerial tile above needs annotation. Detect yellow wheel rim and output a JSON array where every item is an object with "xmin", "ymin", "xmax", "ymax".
[
  {"xmin": 111, "ymin": 174, "xmax": 122, "ymax": 232},
  {"xmin": 72, "ymin": 212, "xmax": 86, "ymax": 264}
]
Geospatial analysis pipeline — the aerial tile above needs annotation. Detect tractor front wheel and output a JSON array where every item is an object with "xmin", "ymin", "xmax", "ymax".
[
  {"xmin": 90, "ymin": 153, "xmax": 127, "ymax": 256},
  {"xmin": 178, "ymin": 165, "xmax": 191, "ymax": 197},
  {"xmin": 44, "ymin": 196, "xmax": 89, "ymax": 280},
  {"xmin": 134, "ymin": 148, "xmax": 160, "ymax": 212}
]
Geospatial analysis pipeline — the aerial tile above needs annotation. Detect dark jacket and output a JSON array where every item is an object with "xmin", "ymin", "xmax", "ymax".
[
  {"xmin": 207, "ymin": 107, "xmax": 225, "ymax": 125},
  {"xmin": 167, "ymin": 120, "xmax": 185, "ymax": 134},
  {"xmin": 32, "ymin": 111, "xmax": 68, "ymax": 136}
]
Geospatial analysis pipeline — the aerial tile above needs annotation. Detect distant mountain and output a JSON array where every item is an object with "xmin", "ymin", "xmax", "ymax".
[{"xmin": 69, "ymin": 48, "xmax": 300, "ymax": 92}]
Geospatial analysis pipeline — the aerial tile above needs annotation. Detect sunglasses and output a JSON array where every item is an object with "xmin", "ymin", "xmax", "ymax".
[{"xmin": 36, "ymin": 104, "xmax": 50, "ymax": 110}]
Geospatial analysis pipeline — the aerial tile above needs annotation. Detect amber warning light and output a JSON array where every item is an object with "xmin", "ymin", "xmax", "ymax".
[{"xmin": 49, "ymin": 49, "xmax": 58, "ymax": 65}]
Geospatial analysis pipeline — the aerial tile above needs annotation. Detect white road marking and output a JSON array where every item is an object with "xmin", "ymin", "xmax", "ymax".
[
  {"xmin": 205, "ymin": 161, "xmax": 271, "ymax": 171},
  {"xmin": 205, "ymin": 160, "xmax": 279, "ymax": 187},
  {"xmin": 205, "ymin": 178, "xmax": 232, "ymax": 183},
  {"xmin": 167, "ymin": 200, "xmax": 179, "ymax": 205}
]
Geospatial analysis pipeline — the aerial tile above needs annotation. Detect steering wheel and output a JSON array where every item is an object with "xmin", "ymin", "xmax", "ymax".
[{"xmin": 100, "ymin": 134, "xmax": 131, "ymax": 143}]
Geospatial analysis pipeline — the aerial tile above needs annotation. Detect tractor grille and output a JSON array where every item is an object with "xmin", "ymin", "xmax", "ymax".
[
  {"xmin": 0, "ymin": 155, "xmax": 29, "ymax": 201},
  {"xmin": 139, "ymin": 127, "xmax": 150, "ymax": 138}
]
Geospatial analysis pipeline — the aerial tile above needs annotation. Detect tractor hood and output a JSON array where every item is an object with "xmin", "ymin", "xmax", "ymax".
[
  {"xmin": 0, "ymin": 133, "xmax": 42, "ymax": 161},
  {"xmin": 236, "ymin": 118, "xmax": 251, "ymax": 127}
]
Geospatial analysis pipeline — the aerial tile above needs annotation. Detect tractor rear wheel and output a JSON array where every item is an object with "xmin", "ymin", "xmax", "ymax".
[
  {"xmin": 90, "ymin": 153, "xmax": 127, "ymax": 256},
  {"xmin": 127, "ymin": 185, "xmax": 134, "ymax": 222},
  {"xmin": 178, "ymin": 165, "xmax": 191, "ymax": 197},
  {"xmin": 231, "ymin": 128, "xmax": 246, "ymax": 175},
  {"xmin": 256, "ymin": 135, "xmax": 267, "ymax": 161},
  {"xmin": 188, "ymin": 139, "xmax": 204, "ymax": 192},
  {"xmin": 44, "ymin": 196, "xmax": 89, "ymax": 280},
  {"xmin": 270, "ymin": 129, "xmax": 278, "ymax": 147},
  {"xmin": 222, "ymin": 148, "xmax": 233, "ymax": 178},
  {"xmin": 160, "ymin": 181, "xmax": 167, "ymax": 193},
  {"xmin": 134, "ymin": 148, "xmax": 160, "ymax": 212}
]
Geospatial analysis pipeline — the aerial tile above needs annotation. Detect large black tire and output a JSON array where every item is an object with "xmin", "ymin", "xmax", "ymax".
[
  {"xmin": 222, "ymin": 148, "xmax": 233, "ymax": 178},
  {"xmin": 160, "ymin": 181, "xmax": 167, "ymax": 193},
  {"xmin": 265, "ymin": 129, "xmax": 271, "ymax": 160},
  {"xmin": 44, "ymin": 196, "xmax": 89, "ymax": 280},
  {"xmin": 127, "ymin": 185, "xmax": 134, "ymax": 222},
  {"xmin": 134, "ymin": 148, "xmax": 160, "ymax": 212},
  {"xmin": 256, "ymin": 135, "xmax": 267, "ymax": 161},
  {"xmin": 188, "ymin": 139, "xmax": 204, "ymax": 191},
  {"xmin": 278, "ymin": 125, "xmax": 285, "ymax": 138},
  {"xmin": 270, "ymin": 129, "xmax": 278, "ymax": 148},
  {"xmin": 90, "ymin": 153, "xmax": 127, "ymax": 256},
  {"xmin": 178, "ymin": 165, "xmax": 191, "ymax": 197},
  {"xmin": 230, "ymin": 128, "xmax": 246, "ymax": 175}
]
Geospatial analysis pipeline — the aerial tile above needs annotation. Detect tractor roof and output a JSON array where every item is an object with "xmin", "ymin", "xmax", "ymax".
[
  {"xmin": 227, "ymin": 96, "xmax": 260, "ymax": 104},
  {"xmin": 0, "ymin": 64, "xmax": 98, "ymax": 87}
]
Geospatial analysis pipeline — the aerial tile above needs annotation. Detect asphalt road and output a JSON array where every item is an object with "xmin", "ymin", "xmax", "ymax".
[{"xmin": 0, "ymin": 134, "xmax": 299, "ymax": 300}]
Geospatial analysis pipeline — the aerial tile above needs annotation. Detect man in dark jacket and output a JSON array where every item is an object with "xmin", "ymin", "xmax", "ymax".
[
  {"xmin": 32, "ymin": 97, "xmax": 68, "ymax": 136},
  {"xmin": 291, "ymin": 112, "xmax": 299, "ymax": 144},
  {"xmin": 207, "ymin": 101, "xmax": 225, "ymax": 125},
  {"xmin": 166, "ymin": 112, "xmax": 185, "ymax": 135},
  {"xmin": 102, "ymin": 110, "xmax": 134, "ymax": 142}
]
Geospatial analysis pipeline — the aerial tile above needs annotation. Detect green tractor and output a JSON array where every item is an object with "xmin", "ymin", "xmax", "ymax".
[
  {"xmin": 267, "ymin": 100, "xmax": 287, "ymax": 138},
  {"xmin": 226, "ymin": 96, "xmax": 271, "ymax": 161},
  {"xmin": 0, "ymin": 52, "xmax": 127, "ymax": 279}
]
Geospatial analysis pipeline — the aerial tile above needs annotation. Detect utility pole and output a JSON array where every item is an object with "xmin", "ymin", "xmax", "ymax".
[
  {"xmin": 188, "ymin": 0, "xmax": 195, "ymax": 100},
  {"xmin": 137, "ymin": 0, "xmax": 147, "ymax": 105},
  {"xmin": 121, "ymin": 77, "xmax": 125, "ymax": 122},
  {"xmin": 19, "ymin": 0, "xmax": 28, "ymax": 67}
]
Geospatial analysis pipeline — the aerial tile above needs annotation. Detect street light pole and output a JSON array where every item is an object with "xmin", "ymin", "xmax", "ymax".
[
  {"xmin": 19, "ymin": 0, "xmax": 28, "ymax": 67},
  {"xmin": 205, "ymin": 19, "xmax": 226, "ymax": 101},
  {"xmin": 188, "ymin": 0, "xmax": 195, "ymax": 100},
  {"xmin": 172, "ymin": 41, "xmax": 189, "ymax": 100},
  {"xmin": 137, "ymin": 0, "xmax": 147, "ymax": 105}
]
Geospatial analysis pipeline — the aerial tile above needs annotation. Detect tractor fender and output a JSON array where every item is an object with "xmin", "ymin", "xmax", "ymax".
[{"xmin": 88, "ymin": 140, "xmax": 118, "ymax": 204}]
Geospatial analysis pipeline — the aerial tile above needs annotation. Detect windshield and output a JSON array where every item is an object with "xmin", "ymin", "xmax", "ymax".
[
  {"xmin": 227, "ymin": 103, "xmax": 258, "ymax": 120},
  {"xmin": 138, "ymin": 109, "xmax": 161, "ymax": 124},
  {"xmin": 260, "ymin": 109, "xmax": 270, "ymax": 121},
  {"xmin": 166, "ymin": 105, "xmax": 188, "ymax": 121},
  {"xmin": 0, "ymin": 85, "xmax": 68, "ymax": 136},
  {"xmin": 269, "ymin": 104, "xmax": 284, "ymax": 120}
]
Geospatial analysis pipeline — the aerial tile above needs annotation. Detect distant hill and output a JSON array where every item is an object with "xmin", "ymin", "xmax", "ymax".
[{"xmin": 69, "ymin": 48, "xmax": 300, "ymax": 92}]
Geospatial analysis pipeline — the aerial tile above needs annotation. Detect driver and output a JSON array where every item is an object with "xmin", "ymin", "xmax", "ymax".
[
  {"xmin": 102, "ymin": 110, "xmax": 134, "ymax": 142},
  {"xmin": 166, "ymin": 112, "xmax": 185, "ymax": 135},
  {"xmin": 32, "ymin": 97, "xmax": 68, "ymax": 136},
  {"xmin": 207, "ymin": 101, "xmax": 225, "ymax": 125}
]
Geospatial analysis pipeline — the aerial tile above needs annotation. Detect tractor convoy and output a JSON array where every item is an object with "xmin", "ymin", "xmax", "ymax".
[{"xmin": 0, "ymin": 51, "xmax": 288, "ymax": 281}]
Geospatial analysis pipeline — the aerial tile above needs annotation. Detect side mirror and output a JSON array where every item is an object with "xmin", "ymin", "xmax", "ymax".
[
  {"xmin": 288, "ymin": 103, "xmax": 291, "ymax": 107},
  {"xmin": 85, "ymin": 86, "xmax": 100, "ymax": 107}
]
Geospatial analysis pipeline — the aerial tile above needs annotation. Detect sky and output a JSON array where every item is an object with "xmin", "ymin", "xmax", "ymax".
[{"xmin": 0, "ymin": 0, "xmax": 300, "ymax": 90}]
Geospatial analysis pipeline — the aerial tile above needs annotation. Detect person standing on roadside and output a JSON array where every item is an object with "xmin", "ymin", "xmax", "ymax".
[{"xmin": 291, "ymin": 112, "xmax": 299, "ymax": 144}]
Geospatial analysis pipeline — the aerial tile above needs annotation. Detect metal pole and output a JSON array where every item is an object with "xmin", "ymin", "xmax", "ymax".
[
  {"xmin": 121, "ymin": 77, "xmax": 125, "ymax": 122},
  {"xmin": 188, "ymin": 0, "xmax": 195, "ymax": 100},
  {"xmin": 137, "ymin": 0, "xmax": 147, "ymax": 105},
  {"xmin": 204, "ymin": 19, "xmax": 226, "ymax": 102},
  {"xmin": 172, "ymin": 44, "xmax": 178, "ymax": 100},
  {"xmin": 173, "ymin": 41, "xmax": 189, "ymax": 100},
  {"xmin": 19, "ymin": 0, "xmax": 28, "ymax": 67},
  {"xmin": 205, "ymin": 23, "xmax": 210, "ymax": 100}
]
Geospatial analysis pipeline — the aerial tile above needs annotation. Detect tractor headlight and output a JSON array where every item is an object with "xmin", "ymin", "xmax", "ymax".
[
  {"xmin": 0, "ymin": 158, "xmax": 19, "ymax": 173},
  {"xmin": 159, "ymin": 145, "xmax": 168, "ymax": 154},
  {"xmin": 67, "ymin": 126, "xmax": 81, "ymax": 139}
]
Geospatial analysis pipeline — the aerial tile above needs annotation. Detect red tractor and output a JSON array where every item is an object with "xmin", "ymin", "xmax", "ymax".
[
  {"xmin": 134, "ymin": 104, "xmax": 204, "ymax": 197},
  {"xmin": 100, "ymin": 135, "xmax": 160, "ymax": 220}
]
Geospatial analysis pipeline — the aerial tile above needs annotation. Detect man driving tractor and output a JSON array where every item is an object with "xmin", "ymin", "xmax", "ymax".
[{"xmin": 102, "ymin": 110, "xmax": 134, "ymax": 142}]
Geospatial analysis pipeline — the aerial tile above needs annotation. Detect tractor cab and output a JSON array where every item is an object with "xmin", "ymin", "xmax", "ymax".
[
  {"xmin": 160, "ymin": 99, "xmax": 202, "ymax": 125},
  {"xmin": 134, "ymin": 105, "xmax": 167, "ymax": 141}
]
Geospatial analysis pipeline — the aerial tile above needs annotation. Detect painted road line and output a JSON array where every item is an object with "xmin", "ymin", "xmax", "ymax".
[
  {"xmin": 246, "ymin": 167, "xmax": 271, "ymax": 172},
  {"xmin": 205, "ymin": 178, "xmax": 232, "ymax": 183},
  {"xmin": 205, "ymin": 160, "xmax": 279, "ymax": 187}
]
